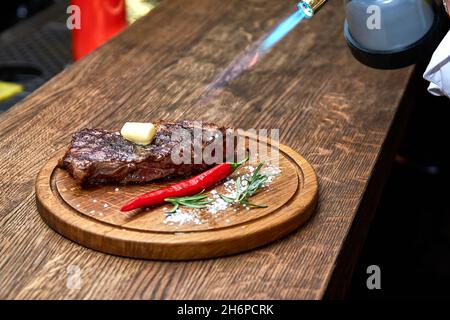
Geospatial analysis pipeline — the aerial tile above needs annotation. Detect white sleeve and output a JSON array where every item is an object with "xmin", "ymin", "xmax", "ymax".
[{"xmin": 423, "ymin": 30, "xmax": 450, "ymax": 98}]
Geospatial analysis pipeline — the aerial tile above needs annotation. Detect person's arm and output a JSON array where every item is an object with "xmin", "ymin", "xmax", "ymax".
[{"xmin": 445, "ymin": 0, "xmax": 450, "ymax": 17}]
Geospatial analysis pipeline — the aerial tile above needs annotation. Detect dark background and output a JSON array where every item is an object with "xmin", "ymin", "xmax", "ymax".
[
  {"xmin": 0, "ymin": 0, "xmax": 54, "ymax": 32},
  {"xmin": 347, "ymin": 8, "xmax": 450, "ymax": 299}
]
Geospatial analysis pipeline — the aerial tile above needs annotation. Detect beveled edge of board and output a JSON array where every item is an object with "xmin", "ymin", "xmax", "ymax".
[{"xmin": 35, "ymin": 142, "xmax": 318, "ymax": 260}]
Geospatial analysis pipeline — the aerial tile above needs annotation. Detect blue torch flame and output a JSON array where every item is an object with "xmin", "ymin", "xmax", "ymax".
[
  {"xmin": 196, "ymin": 2, "xmax": 315, "ymax": 104},
  {"xmin": 260, "ymin": 2, "xmax": 313, "ymax": 53}
]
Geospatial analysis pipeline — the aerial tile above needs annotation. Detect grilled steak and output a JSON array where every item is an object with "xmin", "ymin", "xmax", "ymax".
[{"xmin": 58, "ymin": 121, "xmax": 231, "ymax": 184}]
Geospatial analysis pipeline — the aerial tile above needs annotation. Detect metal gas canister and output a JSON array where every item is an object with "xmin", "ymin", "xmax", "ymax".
[{"xmin": 343, "ymin": 0, "xmax": 440, "ymax": 69}]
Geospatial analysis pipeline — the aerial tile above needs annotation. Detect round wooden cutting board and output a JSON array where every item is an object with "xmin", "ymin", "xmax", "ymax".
[{"xmin": 36, "ymin": 135, "xmax": 318, "ymax": 260}]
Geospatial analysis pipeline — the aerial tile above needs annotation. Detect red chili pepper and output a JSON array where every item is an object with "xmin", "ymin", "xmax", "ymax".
[{"xmin": 120, "ymin": 158, "xmax": 248, "ymax": 212}]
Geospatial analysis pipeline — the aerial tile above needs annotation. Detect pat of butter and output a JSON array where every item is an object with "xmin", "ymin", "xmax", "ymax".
[{"xmin": 120, "ymin": 122, "xmax": 156, "ymax": 145}]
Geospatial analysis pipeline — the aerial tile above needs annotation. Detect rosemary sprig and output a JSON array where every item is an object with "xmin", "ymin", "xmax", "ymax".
[
  {"xmin": 219, "ymin": 163, "xmax": 268, "ymax": 208},
  {"xmin": 164, "ymin": 190, "xmax": 212, "ymax": 213}
]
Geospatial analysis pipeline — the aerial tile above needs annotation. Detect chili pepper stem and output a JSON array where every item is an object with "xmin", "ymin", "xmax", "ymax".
[{"xmin": 230, "ymin": 156, "xmax": 249, "ymax": 172}]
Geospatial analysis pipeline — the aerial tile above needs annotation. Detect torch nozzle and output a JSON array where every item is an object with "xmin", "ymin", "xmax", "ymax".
[{"xmin": 297, "ymin": 0, "xmax": 327, "ymax": 17}]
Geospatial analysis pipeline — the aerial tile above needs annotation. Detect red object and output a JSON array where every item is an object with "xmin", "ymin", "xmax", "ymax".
[
  {"xmin": 71, "ymin": 0, "xmax": 127, "ymax": 61},
  {"xmin": 120, "ymin": 159, "xmax": 248, "ymax": 212}
]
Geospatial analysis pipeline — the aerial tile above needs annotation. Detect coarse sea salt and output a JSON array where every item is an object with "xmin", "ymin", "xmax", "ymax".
[
  {"xmin": 164, "ymin": 210, "xmax": 202, "ymax": 225},
  {"xmin": 207, "ymin": 197, "xmax": 228, "ymax": 215},
  {"xmin": 162, "ymin": 162, "xmax": 282, "ymax": 226}
]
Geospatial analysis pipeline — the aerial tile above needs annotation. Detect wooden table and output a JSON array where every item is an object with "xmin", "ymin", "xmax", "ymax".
[{"xmin": 0, "ymin": 0, "xmax": 415, "ymax": 299}]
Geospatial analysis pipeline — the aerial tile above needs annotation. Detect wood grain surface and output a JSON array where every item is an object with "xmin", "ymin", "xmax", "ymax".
[
  {"xmin": 36, "ymin": 139, "xmax": 318, "ymax": 260},
  {"xmin": 0, "ymin": 0, "xmax": 413, "ymax": 299}
]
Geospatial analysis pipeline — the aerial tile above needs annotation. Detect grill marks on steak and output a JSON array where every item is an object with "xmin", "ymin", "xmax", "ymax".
[{"xmin": 58, "ymin": 121, "xmax": 229, "ymax": 184}]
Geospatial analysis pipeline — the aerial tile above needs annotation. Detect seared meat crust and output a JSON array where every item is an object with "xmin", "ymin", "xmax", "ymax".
[{"xmin": 59, "ymin": 121, "xmax": 229, "ymax": 184}]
